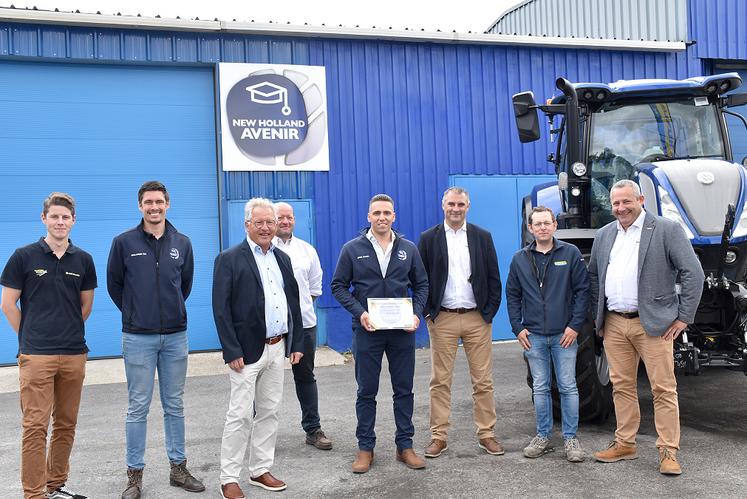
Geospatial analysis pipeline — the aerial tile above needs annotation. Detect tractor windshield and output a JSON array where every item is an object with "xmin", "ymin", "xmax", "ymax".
[{"xmin": 586, "ymin": 98, "xmax": 725, "ymax": 226}]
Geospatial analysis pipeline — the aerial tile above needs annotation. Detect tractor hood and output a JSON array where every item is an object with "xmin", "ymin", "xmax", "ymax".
[{"xmin": 646, "ymin": 159, "xmax": 743, "ymax": 237}]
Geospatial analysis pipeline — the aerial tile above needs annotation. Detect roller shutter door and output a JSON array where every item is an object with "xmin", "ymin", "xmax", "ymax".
[{"xmin": 0, "ymin": 61, "xmax": 219, "ymax": 364}]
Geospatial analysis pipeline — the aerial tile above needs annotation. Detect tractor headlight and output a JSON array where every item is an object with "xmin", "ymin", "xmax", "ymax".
[
  {"xmin": 731, "ymin": 201, "xmax": 747, "ymax": 238},
  {"xmin": 725, "ymin": 250, "xmax": 738, "ymax": 264},
  {"xmin": 658, "ymin": 186, "xmax": 695, "ymax": 239}
]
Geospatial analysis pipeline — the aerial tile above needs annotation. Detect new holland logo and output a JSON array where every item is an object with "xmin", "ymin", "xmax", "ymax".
[
  {"xmin": 170, "ymin": 248, "xmax": 180, "ymax": 260},
  {"xmin": 65, "ymin": 271, "xmax": 81, "ymax": 278},
  {"xmin": 34, "ymin": 269, "xmax": 47, "ymax": 277},
  {"xmin": 696, "ymin": 171, "xmax": 714, "ymax": 185},
  {"xmin": 397, "ymin": 250, "xmax": 407, "ymax": 261}
]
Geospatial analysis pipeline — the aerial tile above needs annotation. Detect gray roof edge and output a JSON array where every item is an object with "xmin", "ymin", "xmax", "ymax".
[{"xmin": 0, "ymin": 7, "xmax": 686, "ymax": 51}]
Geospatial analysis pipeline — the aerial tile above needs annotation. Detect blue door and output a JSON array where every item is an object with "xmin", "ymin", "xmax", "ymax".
[
  {"xmin": 451, "ymin": 175, "xmax": 555, "ymax": 340},
  {"xmin": 0, "ymin": 61, "xmax": 219, "ymax": 364}
]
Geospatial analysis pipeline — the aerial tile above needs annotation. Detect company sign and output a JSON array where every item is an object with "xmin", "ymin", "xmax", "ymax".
[{"xmin": 218, "ymin": 63, "xmax": 329, "ymax": 171}]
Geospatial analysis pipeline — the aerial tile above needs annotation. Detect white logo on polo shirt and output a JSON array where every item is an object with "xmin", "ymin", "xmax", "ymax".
[{"xmin": 170, "ymin": 248, "xmax": 179, "ymax": 259}]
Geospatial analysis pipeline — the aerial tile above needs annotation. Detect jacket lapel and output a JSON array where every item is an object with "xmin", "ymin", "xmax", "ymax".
[
  {"xmin": 240, "ymin": 240, "xmax": 262, "ymax": 288},
  {"xmin": 466, "ymin": 223, "xmax": 478, "ymax": 279},
  {"xmin": 637, "ymin": 213, "xmax": 656, "ymax": 278},
  {"xmin": 436, "ymin": 224, "xmax": 448, "ymax": 271}
]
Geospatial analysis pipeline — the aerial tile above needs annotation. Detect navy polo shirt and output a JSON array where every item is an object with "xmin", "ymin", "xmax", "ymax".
[{"xmin": 0, "ymin": 238, "xmax": 97, "ymax": 355}]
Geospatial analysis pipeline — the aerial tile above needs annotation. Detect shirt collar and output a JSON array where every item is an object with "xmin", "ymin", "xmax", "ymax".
[
  {"xmin": 443, "ymin": 220, "xmax": 467, "ymax": 234},
  {"xmin": 38, "ymin": 237, "xmax": 77, "ymax": 254},
  {"xmin": 273, "ymin": 235, "xmax": 293, "ymax": 248},
  {"xmin": 616, "ymin": 209, "xmax": 646, "ymax": 233},
  {"xmin": 366, "ymin": 229, "xmax": 395, "ymax": 246},
  {"xmin": 247, "ymin": 236, "xmax": 275, "ymax": 255}
]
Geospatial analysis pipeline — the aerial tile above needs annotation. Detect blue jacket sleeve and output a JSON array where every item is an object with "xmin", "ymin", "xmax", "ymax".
[
  {"xmin": 505, "ymin": 256, "xmax": 525, "ymax": 336},
  {"xmin": 409, "ymin": 247, "xmax": 429, "ymax": 317},
  {"xmin": 106, "ymin": 237, "xmax": 124, "ymax": 311},
  {"xmin": 331, "ymin": 245, "xmax": 366, "ymax": 319},
  {"xmin": 568, "ymin": 247, "xmax": 590, "ymax": 333},
  {"xmin": 181, "ymin": 240, "xmax": 194, "ymax": 301}
]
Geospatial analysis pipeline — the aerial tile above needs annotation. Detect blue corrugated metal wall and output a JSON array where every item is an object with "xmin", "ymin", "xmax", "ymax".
[
  {"xmin": 0, "ymin": 20, "xmax": 706, "ymax": 352},
  {"xmin": 690, "ymin": 0, "xmax": 747, "ymax": 61}
]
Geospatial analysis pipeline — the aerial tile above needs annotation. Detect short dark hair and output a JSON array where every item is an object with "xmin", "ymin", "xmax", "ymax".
[
  {"xmin": 528, "ymin": 206, "xmax": 555, "ymax": 225},
  {"xmin": 369, "ymin": 193, "xmax": 394, "ymax": 209},
  {"xmin": 138, "ymin": 180, "xmax": 169, "ymax": 204},
  {"xmin": 43, "ymin": 192, "xmax": 76, "ymax": 217}
]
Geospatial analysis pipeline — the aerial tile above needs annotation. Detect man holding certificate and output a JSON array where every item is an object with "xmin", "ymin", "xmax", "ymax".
[
  {"xmin": 331, "ymin": 194, "xmax": 429, "ymax": 474},
  {"xmin": 418, "ymin": 187, "xmax": 503, "ymax": 458}
]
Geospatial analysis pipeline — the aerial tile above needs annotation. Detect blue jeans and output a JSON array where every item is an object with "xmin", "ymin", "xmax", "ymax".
[
  {"xmin": 524, "ymin": 332, "xmax": 579, "ymax": 439},
  {"xmin": 122, "ymin": 331, "xmax": 188, "ymax": 469}
]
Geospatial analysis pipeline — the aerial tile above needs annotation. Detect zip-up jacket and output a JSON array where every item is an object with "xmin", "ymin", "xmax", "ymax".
[
  {"xmin": 107, "ymin": 220, "xmax": 194, "ymax": 333},
  {"xmin": 505, "ymin": 238, "xmax": 589, "ymax": 336},
  {"xmin": 331, "ymin": 229, "xmax": 429, "ymax": 328}
]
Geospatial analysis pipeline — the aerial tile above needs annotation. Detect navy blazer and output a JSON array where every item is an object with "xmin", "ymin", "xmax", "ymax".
[
  {"xmin": 212, "ymin": 239, "xmax": 304, "ymax": 365},
  {"xmin": 418, "ymin": 222, "xmax": 502, "ymax": 324}
]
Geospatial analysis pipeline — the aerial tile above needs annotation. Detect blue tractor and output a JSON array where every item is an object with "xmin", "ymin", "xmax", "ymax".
[{"xmin": 512, "ymin": 74, "xmax": 747, "ymax": 421}]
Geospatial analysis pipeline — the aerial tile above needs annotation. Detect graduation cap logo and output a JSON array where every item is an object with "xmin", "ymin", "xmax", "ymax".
[
  {"xmin": 226, "ymin": 73, "xmax": 308, "ymax": 158},
  {"xmin": 245, "ymin": 81, "xmax": 292, "ymax": 116}
]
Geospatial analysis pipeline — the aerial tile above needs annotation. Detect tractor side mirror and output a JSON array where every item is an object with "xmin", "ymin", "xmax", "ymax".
[
  {"xmin": 741, "ymin": 156, "xmax": 747, "ymax": 168},
  {"xmin": 727, "ymin": 93, "xmax": 747, "ymax": 108},
  {"xmin": 512, "ymin": 91, "xmax": 541, "ymax": 143}
]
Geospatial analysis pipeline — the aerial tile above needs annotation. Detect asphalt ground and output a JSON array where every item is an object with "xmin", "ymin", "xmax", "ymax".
[{"xmin": 1, "ymin": 341, "xmax": 745, "ymax": 498}]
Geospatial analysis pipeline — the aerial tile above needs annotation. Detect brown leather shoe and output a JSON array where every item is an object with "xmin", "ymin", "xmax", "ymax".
[
  {"xmin": 594, "ymin": 441, "xmax": 639, "ymax": 463},
  {"xmin": 659, "ymin": 448, "xmax": 682, "ymax": 475},
  {"xmin": 220, "ymin": 482, "xmax": 246, "ymax": 499},
  {"xmin": 478, "ymin": 437, "xmax": 505, "ymax": 456},
  {"xmin": 424, "ymin": 439, "xmax": 448, "ymax": 458},
  {"xmin": 352, "ymin": 450, "xmax": 374, "ymax": 474},
  {"xmin": 396, "ymin": 448, "xmax": 426, "ymax": 469},
  {"xmin": 248, "ymin": 472, "xmax": 287, "ymax": 492}
]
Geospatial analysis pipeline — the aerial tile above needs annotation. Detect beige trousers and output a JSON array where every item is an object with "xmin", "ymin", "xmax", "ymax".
[
  {"xmin": 427, "ymin": 310, "xmax": 497, "ymax": 441},
  {"xmin": 604, "ymin": 312, "xmax": 680, "ymax": 450},
  {"xmin": 18, "ymin": 353, "xmax": 87, "ymax": 499}
]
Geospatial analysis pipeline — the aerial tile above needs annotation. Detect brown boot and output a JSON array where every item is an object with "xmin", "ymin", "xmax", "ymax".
[
  {"xmin": 396, "ymin": 448, "xmax": 426, "ymax": 469},
  {"xmin": 659, "ymin": 448, "xmax": 682, "ymax": 475},
  {"xmin": 352, "ymin": 450, "xmax": 374, "ymax": 473},
  {"xmin": 478, "ymin": 437, "xmax": 505, "ymax": 456},
  {"xmin": 170, "ymin": 460, "xmax": 206, "ymax": 492},
  {"xmin": 121, "ymin": 468, "xmax": 143, "ymax": 499},
  {"xmin": 424, "ymin": 439, "xmax": 448, "ymax": 458},
  {"xmin": 594, "ymin": 441, "xmax": 638, "ymax": 463}
]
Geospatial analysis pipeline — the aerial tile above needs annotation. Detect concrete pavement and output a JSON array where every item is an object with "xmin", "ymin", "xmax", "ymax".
[{"xmin": 1, "ymin": 341, "xmax": 745, "ymax": 498}]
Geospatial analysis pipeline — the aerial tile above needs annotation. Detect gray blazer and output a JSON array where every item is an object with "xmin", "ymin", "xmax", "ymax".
[{"xmin": 588, "ymin": 212, "xmax": 704, "ymax": 337}]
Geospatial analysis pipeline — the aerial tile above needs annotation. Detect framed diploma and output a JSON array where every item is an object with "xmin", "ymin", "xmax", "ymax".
[{"xmin": 367, "ymin": 298, "xmax": 415, "ymax": 330}]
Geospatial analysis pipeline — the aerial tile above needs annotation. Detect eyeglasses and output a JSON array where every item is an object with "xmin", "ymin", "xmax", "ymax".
[
  {"xmin": 249, "ymin": 219, "xmax": 277, "ymax": 228},
  {"xmin": 531, "ymin": 221, "xmax": 554, "ymax": 228}
]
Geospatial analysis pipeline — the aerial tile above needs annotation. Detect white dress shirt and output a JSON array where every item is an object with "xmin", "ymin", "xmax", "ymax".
[
  {"xmin": 441, "ymin": 221, "xmax": 477, "ymax": 309},
  {"xmin": 605, "ymin": 210, "xmax": 646, "ymax": 313},
  {"xmin": 247, "ymin": 237, "xmax": 288, "ymax": 338},
  {"xmin": 366, "ymin": 229, "xmax": 395, "ymax": 277},
  {"xmin": 273, "ymin": 235, "xmax": 323, "ymax": 328}
]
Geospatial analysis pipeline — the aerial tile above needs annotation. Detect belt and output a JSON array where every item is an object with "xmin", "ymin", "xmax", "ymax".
[
  {"xmin": 608, "ymin": 309, "xmax": 639, "ymax": 319},
  {"xmin": 440, "ymin": 307, "xmax": 477, "ymax": 314},
  {"xmin": 265, "ymin": 334, "xmax": 287, "ymax": 345}
]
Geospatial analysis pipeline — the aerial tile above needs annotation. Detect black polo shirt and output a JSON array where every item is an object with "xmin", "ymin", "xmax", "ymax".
[{"xmin": 0, "ymin": 238, "xmax": 97, "ymax": 355}]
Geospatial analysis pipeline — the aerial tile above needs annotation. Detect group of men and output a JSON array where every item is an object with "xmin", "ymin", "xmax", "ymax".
[{"xmin": 0, "ymin": 178, "xmax": 703, "ymax": 499}]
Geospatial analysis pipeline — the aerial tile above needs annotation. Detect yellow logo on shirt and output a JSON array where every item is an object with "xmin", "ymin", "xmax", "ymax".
[{"xmin": 34, "ymin": 269, "xmax": 47, "ymax": 277}]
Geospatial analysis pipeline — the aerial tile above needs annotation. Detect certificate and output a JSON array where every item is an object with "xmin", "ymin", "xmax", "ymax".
[{"xmin": 367, "ymin": 298, "xmax": 415, "ymax": 330}]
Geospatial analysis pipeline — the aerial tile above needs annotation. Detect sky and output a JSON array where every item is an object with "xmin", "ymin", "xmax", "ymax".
[{"xmin": 7, "ymin": 0, "xmax": 524, "ymax": 33}]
